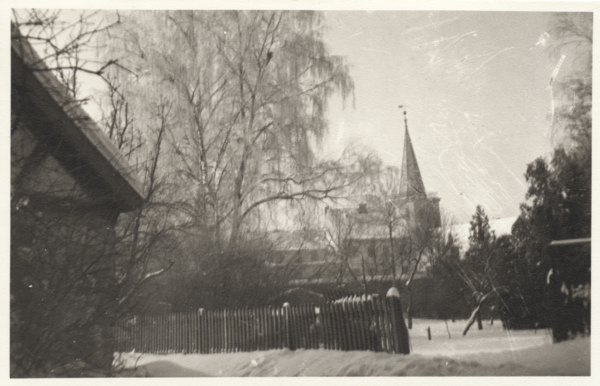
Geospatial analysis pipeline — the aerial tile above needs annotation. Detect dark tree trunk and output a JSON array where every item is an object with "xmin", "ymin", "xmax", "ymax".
[
  {"xmin": 407, "ymin": 288, "xmax": 413, "ymax": 329},
  {"xmin": 463, "ymin": 292, "xmax": 491, "ymax": 336}
]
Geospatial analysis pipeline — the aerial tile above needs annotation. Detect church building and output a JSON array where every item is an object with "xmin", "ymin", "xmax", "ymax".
[{"xmin": 277, "ymin": 110, "xmax": 442, "ymax": 288}]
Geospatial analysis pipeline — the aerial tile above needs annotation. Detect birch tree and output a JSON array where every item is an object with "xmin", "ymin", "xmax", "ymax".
[{"xmin": 104, "ymin": 10, "xmax": 355, "ymax": 249}]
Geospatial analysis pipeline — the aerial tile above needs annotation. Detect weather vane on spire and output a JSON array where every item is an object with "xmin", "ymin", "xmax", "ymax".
[{"xmin": 399, "ymin": 105, "xmax": 408, "ymax": 131}]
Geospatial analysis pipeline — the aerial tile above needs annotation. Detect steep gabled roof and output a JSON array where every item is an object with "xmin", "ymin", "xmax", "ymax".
[
  {"xmin": 11, "ymin": 24, "xmax": 143, "ymax": 212},
  {"xmin": 398, "ymin": 114, "xmax": 427, "ymax": 201}
]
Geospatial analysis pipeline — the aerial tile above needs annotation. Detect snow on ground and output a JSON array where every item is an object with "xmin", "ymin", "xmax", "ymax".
[{"xmin": 117, "ymin": 319, "xmax": 590, "ymax": 377}]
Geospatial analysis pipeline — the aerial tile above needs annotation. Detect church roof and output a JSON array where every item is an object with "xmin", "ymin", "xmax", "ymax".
[{"xmin": 398, "ymin": 113, "xmax": 427, "ymax": 201}]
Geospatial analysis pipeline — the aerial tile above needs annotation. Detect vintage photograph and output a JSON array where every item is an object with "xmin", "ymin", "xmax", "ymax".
[{"xmin": 10, "ymin": 3, "xmax": 591, "ymax": 377}]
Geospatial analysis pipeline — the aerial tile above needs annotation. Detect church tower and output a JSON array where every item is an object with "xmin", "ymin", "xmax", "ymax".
[{"xmin": 398, "ymin": 109, "xmax": 441, "ymax": 229}]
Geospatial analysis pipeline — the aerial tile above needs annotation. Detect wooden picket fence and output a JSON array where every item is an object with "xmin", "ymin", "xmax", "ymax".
[{"xmin": 115, "ymin": 293, "xmax": 409, "ymax": 355}]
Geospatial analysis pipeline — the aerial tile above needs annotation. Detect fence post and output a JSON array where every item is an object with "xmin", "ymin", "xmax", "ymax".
[
  {"xmin": 298, "ymin": 305, "xmax": 306, "ymax": 349},
  {"xmin": 342, "ymin": 299, "xmax": 354, "ymax": 351},
  {"xmin": 243, "ymin": 307, "xmax": 250, "ymax": 352},
  {"xmin": 386, "ymin": 287, "xmax": 410, "ymax": 354},
  {"xmin": 334, "ymin": 301, "xmax": 342, "ymax": 350},
  {"xmin": 379, "ymin": 296, "xmax": 388, "ymax": 352},
  {"xmin": 325, "ymin": 303, "xmax": 336, "ymax": 350},
  {"xmin": 353, "ymin": 298, "xmax": 367, "ymax": 350},
  {"xmin": 345, "ymin": 299, "xmax": 356, "ymax": 350},
  {"xmin": 251, "ymin": 307, "xmax": 257, "ymax": 351},
  {"xmin": 283, "ymin": 303, "xmax": 295, "ymax": 350},
  {"xmin": 197, "ymin": 309, "xmax": 204, "ymax": 353},
  {"xmin": 275, "ymin": 307, "xmax": 282, "ymax": 349}
]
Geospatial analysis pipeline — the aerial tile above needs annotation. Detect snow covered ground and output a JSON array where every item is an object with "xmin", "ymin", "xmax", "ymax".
[{"xmin": 116, "ymin": 319, "xmax": 590, "ymax": 377}]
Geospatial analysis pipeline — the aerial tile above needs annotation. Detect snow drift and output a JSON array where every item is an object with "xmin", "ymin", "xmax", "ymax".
[{"xmin": 117, "ymin": 319, "xmax": 590, "ymax": 377}]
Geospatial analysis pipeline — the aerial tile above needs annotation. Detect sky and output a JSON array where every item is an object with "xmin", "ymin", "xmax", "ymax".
[
  {"xmin": 320, "ymin": 11, "xmax": 559, "ymax": 224},
  {"xmin": 6, "ymin": 5, "xmax": 585, "ymax": 226}
]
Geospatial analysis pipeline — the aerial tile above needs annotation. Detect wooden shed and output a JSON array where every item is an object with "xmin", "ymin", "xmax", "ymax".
[{"xmin": 11, "ymin": 24, "xmax": 144, "ymax": 375}]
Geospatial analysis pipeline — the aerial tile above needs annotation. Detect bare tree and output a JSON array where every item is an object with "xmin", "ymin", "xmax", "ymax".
[
  {"xmin": 105, "ymin": 94, "xmax": 180, "ymax": 312},
  {"xmin": 102, "ymin": 10, "xmax": 355, "ymax": 250},
  {"xmin": 451, "ymin": 205, "xmax": 507, "ymax": 336},
  {"xmin": 324, "ymin": 206, "xmax": 364, "ymax": 288},
  {"xmin": 11, "ymin": 9, "xmax": 123, "ymax": 102}
]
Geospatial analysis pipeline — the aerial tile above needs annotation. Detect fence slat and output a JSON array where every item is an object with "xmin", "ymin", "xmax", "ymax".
[
  {"xmin": 321, "ymin": 304, "xmax": 330, "ymax": 350},
  {"xmin": 304, "ymin": 304, "xmax": 312, "ymax": 349},
  {"xmin": 344, "ymin": 301, "xmax": 353, "ymax": 351},
  {"xmin": 207, "ymin": 310, "xmax": 213, "ymax": 353},
  {"xmin": 192, "ymin": 311, "xmax": 197, "ymax": 353},
  {"xmin": 157, "ymin": 313, "xmax": 161, "ymax": 354},
  {"xmin": 329, "ymin": 303, "xmax": 338, "ymax": 350},
  {"xmin": 150, "ymin": 314, "xmax": 154, "ymax": 353},
  {"xmin": 332, "ymin": 302, "xmax": 342, "ymax": 350},
  {"xmin": 150, "ymin": 314, "xmax": 156, "ymax": 354},
  {"xmin": 200, "ymin": 310, "xmax": 206, "ymax": 354},
  {"xmin": 184, "ymin": 311, "xmax": 188, "ymax": 354},
  {"xmin": 177, "ymin": 312, "xmax": 181, "ymax": 353},
  {"xmin": 223, "ymin": 309, "xmax": 228, "ymax": 353},
  {"xmin": 214, "ymin": 310, "xmax": 220, "ymax": 353},
  {"xmin": 171, "ymin": 313, "xmax": 175, "ymax": 354},
  {"xmin": 217, "ymin": 309, "xmax": 222, "ymax": 353},
  {"xmin": 250, "ymin": 308, "xmax": 255, "ymax": 351},
  {"xmin": 263, "ymin": 307, "xmax": 268, "ymax": 350},
  {"xmin": 224, "ymin": 308, "xmax": 229, "ymax": 353},
  {"xmin": 327, "ymin": 303, "xmax": 336, "ymax": 350},
  {"xmin": 153, "ymin": 314, "xmax": 157, "ymax": 354},
  {"xmin": 273, "ymin": 307, "xmax": 280, "ymax": 349},
  {"xmin": 353, "ymin": 299, "xmax": 366, "ymax": 350},
  {"xmin": 267, "ymin": 306, "xmax": 273, "ymax": 350},
  {"xmin": 295, "ymin": 306, "xmax": 303, "ymax": 349},
  {"xmin": 115, "ymin": 293, "xmax": 411, "ymax": 356},
  {"xmin": 239, "ymin": 308, "xmax": 245, "ymax": 352},
  {"xmin": 382, "ymin": 297, "xmax": 393, "ymax": 353},
  {"xmin": 238, "ymin": 308, "xmax": 244, "ymax": 352},
  {"xmin": 257, "ymin": 307, "xmax": 264, "ymax": 351},
  {"xmin": 251, "ymin": 308, "xmax": 257, "ymax": 351},
  {"xmin": 303, "ymin": 304, "xmax": 311, "ymax": 349}
]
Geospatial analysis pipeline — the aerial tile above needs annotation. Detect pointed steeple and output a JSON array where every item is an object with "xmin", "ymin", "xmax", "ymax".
[{"xmin": 399, "ymin": 110, "xmax": 427, "ymax": 201}]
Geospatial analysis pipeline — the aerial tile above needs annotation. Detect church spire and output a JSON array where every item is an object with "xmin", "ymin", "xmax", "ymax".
[{"xmin": 398, "ymin": 109, "xmax": 427, "ymax": 201}]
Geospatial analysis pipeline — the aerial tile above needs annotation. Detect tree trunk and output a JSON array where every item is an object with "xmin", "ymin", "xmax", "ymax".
[
  {"xmin": 361, "ymin": 254, "xmax": 369, "ymax": 295},
  {"xmin": 405, "ymin": 247, "xmax": 425, "ymax": 330},
  {"xmin": 407, "ymin": 287, "xmax": 413, "ymax": 329},
  {"xmin": 388, "ymin": 222, "xmax": 396, "ymax": 287},
  {"xmin": 462, "ymin": 304, "xmax": 482, "ymax": 336},
  {"xmin": 462, "ymin": 292, "xmax": 491, "ymax": 336}
]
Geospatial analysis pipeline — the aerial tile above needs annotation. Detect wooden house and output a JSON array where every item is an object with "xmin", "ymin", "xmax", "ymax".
[{"xmin": 11, "ymin": 24, "xmax": 143, "ymax": 375}]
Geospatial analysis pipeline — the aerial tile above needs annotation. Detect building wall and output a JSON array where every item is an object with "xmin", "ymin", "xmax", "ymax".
[
  {"xmin": 11, "ymin": 208, "xmax": 118, "ymax": 373},
  {"xmin": 11, "ymin": 81, "xmax": 123, "ymax": 375}
]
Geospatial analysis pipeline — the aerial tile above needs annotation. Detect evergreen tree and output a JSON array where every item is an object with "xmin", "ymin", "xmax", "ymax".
[
  {"xmin": 508, "ymin": 12, "xmax": 591, "ymax": 336},
  {"xmin": 457, "ymin": 205, "xmax": 507, "ymax": 334},
  {"xmin": 465, "ymin": 205, "xmax": 496, "ymax": 274},
  {"xmin": 429, "ymin": 233, "xmax": 466, "ymax": 321}
]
